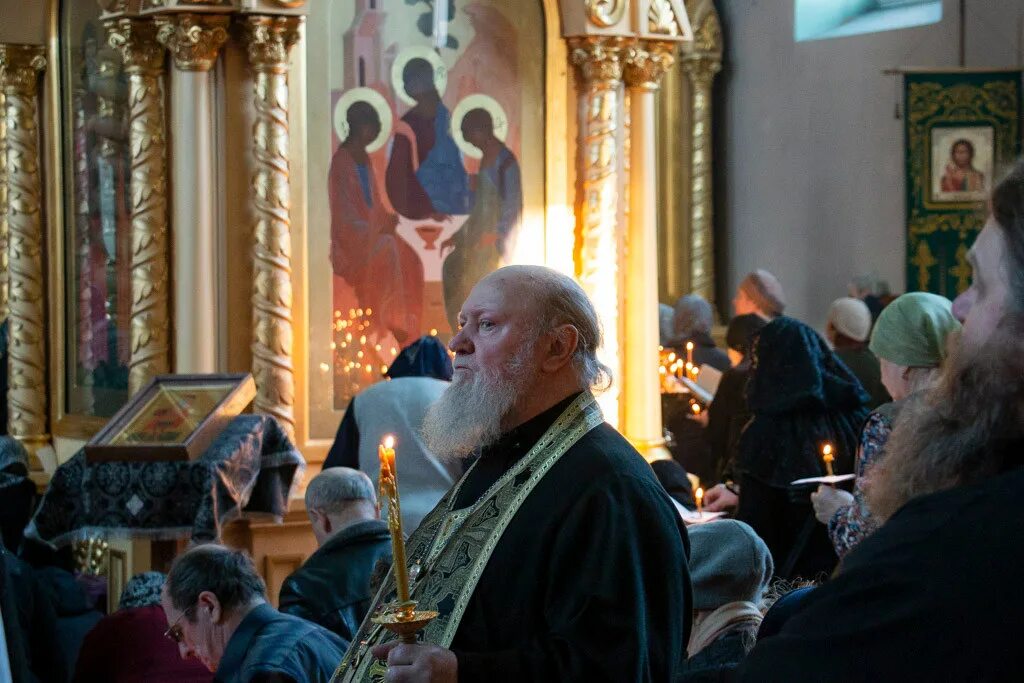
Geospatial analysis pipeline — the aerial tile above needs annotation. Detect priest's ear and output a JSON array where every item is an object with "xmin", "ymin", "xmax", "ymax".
[{"xmin": 541, "ymin": 324, "xmax": 579, "ymax": 374}]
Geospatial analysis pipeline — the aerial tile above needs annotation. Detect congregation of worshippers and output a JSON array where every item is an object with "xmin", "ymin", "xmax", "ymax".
[
  {"xmin": 6, "ymin": 0, "xmax": 1024, "ymax": 674},
  {"xmin": 4, "ymin": 160, "xmax": 1024, "ymax": 682}
]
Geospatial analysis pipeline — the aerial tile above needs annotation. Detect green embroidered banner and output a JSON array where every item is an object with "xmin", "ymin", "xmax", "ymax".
[{"xmin": 905, "ymin": 70, "xmax": 1021, "ymax": 297}]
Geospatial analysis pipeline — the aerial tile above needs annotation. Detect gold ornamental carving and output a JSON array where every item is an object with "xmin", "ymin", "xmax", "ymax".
[
  {"xmin": 0, "ymin": 90, "xmax": 7, "ymax": 322},
  {"xmin": 689, "ymin": 7, "xmax": 722, "ymax": 56},
  {"xmin": 568, "ymin": 35, "xmax": 627, "ymax": 420},
  {"xmin": 682, "ymin": 51, "xmax": 721, "ymax": 303},
  {"xmin": 106, "ymin": 18, "xmax": 172, "ymax": 395},
  {"xmin": 0, "ymin": 44, "xmax": 49, "ymax": 459},
  {"xmin": 155, "ymin": 14, "xmax": 229, "ymax": 72},
  {"xmin": 569, "ymin": 35, "xmax": 627, "ymax": 85},
  {"xmin": 648, "ymin": 0, "xmax": 681, "ymax": 37},
  {"xmin": 585, "ymin": 0, "xmax": 628, "ymax": 28},
  {"xmin": 242, "ymin": 15, "xmax": 303, "ymax": 441},
  {"xmin": 242, "ymin": 15, "xmax": 302, "ymax": 74},
  {"xmin": 623, "ymin": 40, "xmax": 676, "ymax": 91}
]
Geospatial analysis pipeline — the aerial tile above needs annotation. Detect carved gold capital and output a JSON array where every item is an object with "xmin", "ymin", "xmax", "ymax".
[
  {"xmin": 1, "ymin": 44, "xmax": 49, "ymax": 459},
  {"xmin": 682, "ymin": 54, "xmax": 722, "ymax": 88},
  {"xmin": 623, "ymin": 41, "xmax": 676, "ymax": 91},
  {"xmin": 0, "ymin": 45, "xmax": 47, "ymax": 97},
  {"xmin": 568, "ymin": 36, "xmax": 627, "ymax": 87},
  {"xmin": 155, "ymin": 14, "xmax": 229, "ymax": 72},
  {"xmin": 106, "ymin": 18, "xmax": 166, "ymax": 75},
  {"xmin": 240, "ymin": 15, "xmax": 302, "ymax": 74}
]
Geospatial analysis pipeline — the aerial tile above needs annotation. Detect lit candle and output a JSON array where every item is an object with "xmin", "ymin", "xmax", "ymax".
[
  {"xmin": 821, "ymin": 442, "xmax": 835, "ymax": 478},
  {"xmin": 696, "ymin": 487, "xmax": 704, "ymax": 516},
  {"xmin": 378, "ymin": 436, "xmax": 411, "ymax": 605},
  {"xmin": 689, "ymin": 365, "xmax": 699, "ymax": 379},
  {"xmin": 686, "ymin": 341, "xmax": 694, "ymax": 367},
  {"xmin": 691, "ymin": 402, "xmax": 702, "ymax": 416}
]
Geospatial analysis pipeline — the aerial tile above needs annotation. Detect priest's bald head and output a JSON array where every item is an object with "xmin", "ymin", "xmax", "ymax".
[{"xmin": 423, "ymin": 265, "xmax": 611, "ymax": 459}]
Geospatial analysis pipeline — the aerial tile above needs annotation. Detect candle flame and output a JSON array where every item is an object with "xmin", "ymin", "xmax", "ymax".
[
  {"xmin": 822, "ymin": 443, "xmax": 833, "ymax": 457},
  {"xmin": 696, "ymin": 487, "xmax": 703, "ymax": 500},
  {"xmin": 383, "ymin": 435, "xmax": 395, "ymax": 449},
  {"xmin": 691, "ymin": 403, "xmax": 701, "ymax": 414},
  {"xmin": 686, "ymin": 341, "xmax": 695, "ymax": 351}
]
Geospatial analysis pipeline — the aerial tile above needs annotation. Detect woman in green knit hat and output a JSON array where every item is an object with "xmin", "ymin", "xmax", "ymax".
[{"xmin": 811, "ymin": 292, "xmax": 961, "ymax": 557}]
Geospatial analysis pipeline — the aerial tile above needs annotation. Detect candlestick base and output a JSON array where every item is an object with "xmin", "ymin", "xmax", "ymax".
[{"xmin": 372, "ymin": 602, "xmax": 439, "ymax": 644}]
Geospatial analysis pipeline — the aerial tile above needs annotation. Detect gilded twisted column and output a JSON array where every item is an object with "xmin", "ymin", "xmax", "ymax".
[
  {"xmin": 107, "ymin": 18, "xmax": 170, "ymax": 396},
  {"xmin": 682, "ymin": 10, "xmax": 722, "ymax": 304},
  {"xmin": 623, "ymin": 40, "xmax": 676, "ymax": 461},
  {"xmin": 242, "ymin": 16, "xmax": 302, "ymax": 442},
  {"xmin": 156, "ymin": 14, "xmax": 228, "ymax": 374},
  {"xmin": 0, "ymin": 90, "xmax": 7, "ymax": 322},
  {"xmin": 569, "ymin": 36, "xmax": 627, "ymax": 425},
  {"xmin": 0, "ymin": 45, "xmax": 48, "ymax": 463}
]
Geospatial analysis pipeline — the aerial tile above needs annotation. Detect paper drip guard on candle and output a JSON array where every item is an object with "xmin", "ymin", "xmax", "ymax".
[{"xmin": 373, "ymin": 434, "xmax": 438, "ymax": 643}]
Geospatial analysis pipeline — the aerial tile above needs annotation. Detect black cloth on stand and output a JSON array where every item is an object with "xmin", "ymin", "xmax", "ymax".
[
  {"xmin": 448, "ymin": 395, "xmax": 692, "ymax": 681},
  {"xmin": 738, "ymin": 454, "xmax": 1024, "ymax": 681},
  {"xmin": 27, "ymin": 415, "xmax": 304, "ymax": 548}
]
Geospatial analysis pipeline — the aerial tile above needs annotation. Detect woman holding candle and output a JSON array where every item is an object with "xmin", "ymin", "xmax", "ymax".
[
  {"xmin": 706, "ymin": 317, "xmax": 869, "ymax": 579},
  {"xmin": 811, "ymin": 292, "xmax": 960, "ymax": 557}
]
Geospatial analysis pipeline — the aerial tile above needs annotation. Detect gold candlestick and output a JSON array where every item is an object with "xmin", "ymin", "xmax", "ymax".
[{"xmin": 374, "ymin": 435, "xmax": 438, "ymax": 643}]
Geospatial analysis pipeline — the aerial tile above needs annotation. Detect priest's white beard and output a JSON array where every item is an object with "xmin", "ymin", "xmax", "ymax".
[{"xmin": 422, "ymin": 343, "xmax": 537, "ymax": 461}]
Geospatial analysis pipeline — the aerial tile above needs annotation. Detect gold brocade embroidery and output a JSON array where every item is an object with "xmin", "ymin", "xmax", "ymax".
[{"xmin": 331, "ymin": 393, "xmax": 604, "ymax": 682}]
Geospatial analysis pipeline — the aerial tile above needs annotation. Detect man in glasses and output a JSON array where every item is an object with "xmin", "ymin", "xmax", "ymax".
[{"xmin": 161, "ymin": 544, "xmax": 345, "ymax": 682}]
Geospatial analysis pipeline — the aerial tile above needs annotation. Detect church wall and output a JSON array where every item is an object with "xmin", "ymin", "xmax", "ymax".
[
  {"xmin": 0, "ymin": 4, "xmax": 47, "ymax": 45},
  {"xmin": 716, "ymin": 0, "xmax": 1023, "ymax": 329}
]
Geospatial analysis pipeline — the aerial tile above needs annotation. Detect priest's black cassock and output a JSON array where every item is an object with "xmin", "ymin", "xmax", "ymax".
[{"xmin": 332, "ymin": 392, "xmax": 691, "ymax": 681}]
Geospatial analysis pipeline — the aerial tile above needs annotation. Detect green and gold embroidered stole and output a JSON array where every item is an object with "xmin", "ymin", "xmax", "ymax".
[{"xmin": 331, "ymin": 392, "xmax": 604, "ymax": 682}]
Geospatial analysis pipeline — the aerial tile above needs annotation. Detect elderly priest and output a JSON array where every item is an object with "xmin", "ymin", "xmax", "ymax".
[{"xmin": 332, "ymin": 265, "xmax": 691, "ymax": 682}]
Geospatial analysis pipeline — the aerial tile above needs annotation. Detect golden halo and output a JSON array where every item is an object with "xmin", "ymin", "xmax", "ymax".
[
  {"xmin": 390, "ymin": 46, "xmax": 448, "ymax": 107},
  {"xmin": 451, "ymin": 94, "xmax": 509, "ymax": 160},
  {"xmin": 333, "ymin": 87, "xmax": 393, "ymax": 154}
]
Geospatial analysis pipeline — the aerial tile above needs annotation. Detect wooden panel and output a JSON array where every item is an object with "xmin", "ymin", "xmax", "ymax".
[
  {"xmin": 264, "ymin": 553, "xmax": 306, "ymax": 608},
  {"xmin": 223, "ymin": 500, "xmax": 318, "ymax": 607}
]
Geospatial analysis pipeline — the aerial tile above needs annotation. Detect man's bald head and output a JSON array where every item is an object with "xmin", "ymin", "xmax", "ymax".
[
  {"xmin": 304, "ymin": 468, "xmax": 378, "ymax": 546},
  {"xmin": 474, "ymin": 265, "xmax": 611, "ymax": 390},
  {"xmin": 305, "ymin": 467, "xmax": 376, "ymax": 516}
]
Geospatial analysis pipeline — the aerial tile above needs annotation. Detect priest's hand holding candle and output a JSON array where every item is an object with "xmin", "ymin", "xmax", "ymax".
[{"xmin": 372, "ymin": 435, "xmax": 439, "ymax": 643}]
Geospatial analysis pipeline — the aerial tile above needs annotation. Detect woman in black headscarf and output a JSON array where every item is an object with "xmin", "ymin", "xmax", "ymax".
[{"xmin": 734, "ymin": 317, "xmax": 869, "ymax": 579}]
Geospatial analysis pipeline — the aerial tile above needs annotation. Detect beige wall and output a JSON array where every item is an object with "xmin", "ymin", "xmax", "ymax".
[{"xmin": 0, "ymin": 1, "xmax": 47, "ymax": 45}]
